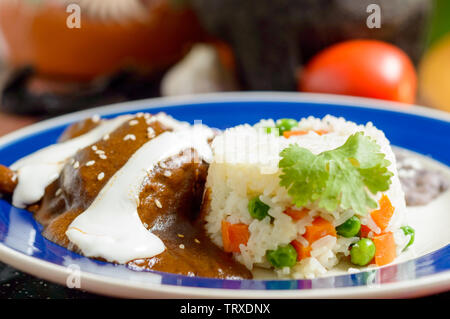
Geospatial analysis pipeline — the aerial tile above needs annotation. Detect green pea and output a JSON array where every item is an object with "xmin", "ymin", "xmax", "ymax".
[
  {"xmin": 266, "ymin": 244, "xmax": 298, "ymax": 268},
  {"xmin": 350, "ymin": 238, "xmax": 376, "ymax": 266},
  {"xmin": 401, "ymin": 226, "xmax": 415, "ymax": 251},
  {"xmin": 265, "ymin": 127, "xmax": 279, "ymax": 136},
  {"xmin": 276, "ymin": 118, "xmax": 298, "ymax": 135},
  {"xmin": 336, "ymin": 216, "xmax": 361, "ymax": 238},
  {"xmin": 248, "ymin": 196, "xmax": 270, "ymax": 220}
]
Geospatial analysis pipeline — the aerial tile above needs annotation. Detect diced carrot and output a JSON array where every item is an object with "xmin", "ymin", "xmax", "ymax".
[
  {"xmin": 221, "ymin": 220, "xmax": 250, "ymax": 253},
  {"xmin": 290, "ymin": 217, "xmax": 336, "ymax": 260},
  {"xmin": 303, "ymin": 217, "xmax": 337, "ymax": 244},
  {"xmin": 284, "ymin": 207, "xmax": 310, "ymax": 221},
  {"xmin": 283, "ymin": 130, "xmax": 328, "ymax": 138},
  {"xmin": 373, "ymin": 232, "xmax": 396, "ymax": 266},
  {"xmin": 370, "ymin": 195, "xmax": 395, "ymax": 231},
  {"xmin": 360, "ymin": 224, "xmax": 372, "ymax": 238},
  {"xmin": 314, "ymin": 129, "xmax": 328, "ymax": 136},
  {"xmin": 283, "ymin": 130, "xmax": 308, "ymax": 138},
  {"xmin": 291, "ymin": 240, "xmax": 312, "ymax": 260}
]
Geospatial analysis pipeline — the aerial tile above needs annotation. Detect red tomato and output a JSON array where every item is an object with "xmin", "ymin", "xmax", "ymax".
[{"xmin": 299, "ymin": 40, "xmax": 417, "ymax": 104}]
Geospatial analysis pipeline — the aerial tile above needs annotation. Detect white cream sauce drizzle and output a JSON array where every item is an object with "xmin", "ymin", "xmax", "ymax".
[
  {"xmin": 66, "ymin": 125, "xmax": 214, "ymax": 263},
  {"xmin": 10, "ymin": 115, "xmax": 132, "ymax": 208}
]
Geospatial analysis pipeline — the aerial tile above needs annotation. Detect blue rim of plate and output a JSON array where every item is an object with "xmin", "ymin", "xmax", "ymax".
[{"xmin": 0, "ymin": 93, "xmax": 449, "ymax": 292}]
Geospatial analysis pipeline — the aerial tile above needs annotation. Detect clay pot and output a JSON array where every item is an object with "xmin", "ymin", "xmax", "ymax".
[
  {"xmin": 0, "ymin": 0, "xmax": 204, "ymax": 80},
  {"xmin": 191, "ymin": 0, "xmax": 432, "ymax": 90}
]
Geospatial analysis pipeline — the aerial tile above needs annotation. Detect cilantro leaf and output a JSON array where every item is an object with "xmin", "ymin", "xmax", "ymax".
[{"xmin": 279, "ymin": 132, "xmax": 393, "ymax": 215}]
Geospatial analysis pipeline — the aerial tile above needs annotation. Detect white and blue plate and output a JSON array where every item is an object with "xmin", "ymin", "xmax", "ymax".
[{"xmin": 0, "ymin": 93, "xmax": 449, "ymax": 298}]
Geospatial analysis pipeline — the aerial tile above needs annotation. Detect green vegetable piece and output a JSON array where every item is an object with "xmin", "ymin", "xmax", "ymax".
[
  {"xmin": 276, "ymin": 118, "xmax": 298, "ymax": 135},
  {"xmin": 248, "ymin": 197, "xmax": 270, "ymax": 220},
  {"xmin": 278, "ymin": 132, "xmax": 393, "ymax": 216},
  {"xmin": 265, "ymin": 127, "xmax": 279, "ymax": 136},
  {"xmin": 401, "ymin": 226, "xmax": 415, "ymax": 251},
  {"xmin": 266, "ymin": 244, "xmax": 298, "ymax": 268},
  {"xmin": 336, "ymin": 216, "xmax": 361, "ymax": 237},
  {"xmin": 350, "ymin": 238, "xmax": 376, "ymax": 266}
]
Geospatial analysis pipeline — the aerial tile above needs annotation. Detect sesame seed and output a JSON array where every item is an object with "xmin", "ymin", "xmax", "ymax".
[
  {"xmin": 55, "ymin": 188, "xmax": 62, "ymax": 196},
  {"xmin": 177, "ymin": 234, "xmax": 184, "ymax": 238},
  {"xmin": 146, "ymin": 117, "xmax": 156, "ymax": 125},
  {"xmin": 147, "ymin": 127, "xmax": 155, "ymax": 138},
  {"xmin": 137, "ymin": 112, "xmax": 144, "ymax": 118},
  {"xmin": 194, "ymin": 239, "xmax": 201, "ymax": 244},
  {"xmin": 155, "ymin": 199, "xmax": 162, "ymax": 208},
  {"xmin": 73, "ymin": 161, "xmax": 80, "ymax": 169},
  {"xmin": 91, "ymin": 145, "xmax": 98, "ymax": 151},
  {"xmin": 103, "ymin": 134, "xmax": 110, "ymax": 141},
  {"xmin": 179, "ymin": 244, "xmax": 185, "ymax": 249},
  {"xmin": 164, "ymin": 171, "xmax": 172, "ymax": 177},
  {"xmin": 129, "ymin": 120, "xmax": 139, "ymax": 126},
  {"xmin": 99, "ymin": 154, "xmax": 107, "ymax": 160},
  {"xmin": 97, "ymin": 172, "xmax": 105, "ymax": 181},
  {"xmin": 95, "ymin": 149, "xmax": 105, "ymax": 155},
  {"xmin": 85, "ymin": 160, "xmax": 95, "ymax": 166},
  {"xmin": 91, "ymin": 114, "xmax": 100, "ymax": 123},
  {"xmin": 123, "ymin": 134, "xmax": 136, "ymax": 141}
]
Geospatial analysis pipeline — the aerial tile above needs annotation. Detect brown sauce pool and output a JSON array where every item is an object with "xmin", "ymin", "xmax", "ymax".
[{"xmin": 24, "ymin": 115, "xmax": 251, "ymax": 279}]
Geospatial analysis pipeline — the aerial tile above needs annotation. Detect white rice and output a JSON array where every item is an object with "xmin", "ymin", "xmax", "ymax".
[{"xmin": 204, "ymin": 115, "xmax": 409, "ymax": 278}]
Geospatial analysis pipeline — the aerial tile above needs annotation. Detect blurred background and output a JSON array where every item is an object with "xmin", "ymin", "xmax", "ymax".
[
  {"xmin": 0, "ymin": 0, "xmax": 449, "ymax": 299},
  {"xmin": 0, "ymin": 0, "xmax": 449, "ymax": 137}
]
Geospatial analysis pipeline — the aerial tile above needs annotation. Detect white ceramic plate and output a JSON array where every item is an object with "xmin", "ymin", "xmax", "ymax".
[{"xmin": 0, "ymin": 92, "xmax": 449, "ymax": 298}]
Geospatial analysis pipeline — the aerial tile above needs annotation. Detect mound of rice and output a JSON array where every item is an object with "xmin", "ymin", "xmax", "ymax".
[{"xmin": 203, "ymin": 115, "xmax": 412, "ymax": 279}]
